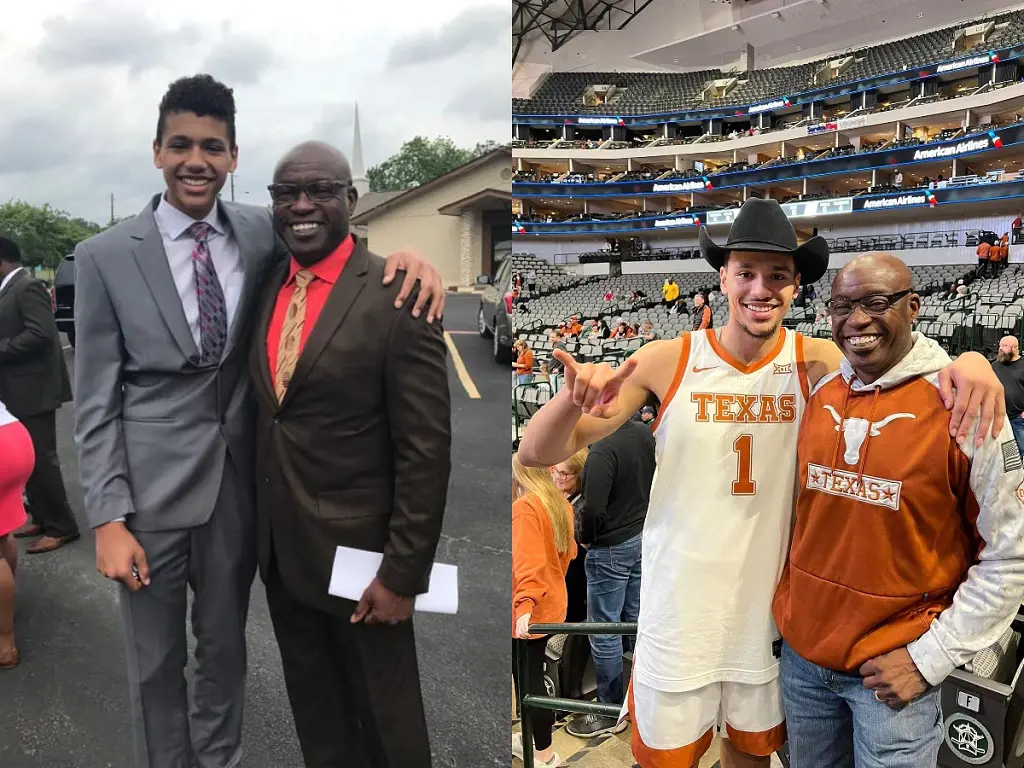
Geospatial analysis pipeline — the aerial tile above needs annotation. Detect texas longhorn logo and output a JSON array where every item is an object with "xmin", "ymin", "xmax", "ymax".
[{"xmin": 823, "ymin": 405, "xmax": 916, "ymax": 465}]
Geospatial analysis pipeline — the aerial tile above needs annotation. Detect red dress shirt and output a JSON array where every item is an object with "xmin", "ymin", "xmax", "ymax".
[{"xmin": 267, "ymin": 235, "xmax": 355, "ymax": 379}]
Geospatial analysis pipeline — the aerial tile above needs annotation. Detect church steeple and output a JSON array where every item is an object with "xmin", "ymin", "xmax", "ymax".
[{"xmin": 351, "ymin": 103, "xmax": 369, "ymax": 197}]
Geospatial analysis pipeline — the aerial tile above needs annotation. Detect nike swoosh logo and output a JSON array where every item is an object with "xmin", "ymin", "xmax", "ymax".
[{"xmin": 692, "ymin": 365, "xmax": 718, "ymax": 373}]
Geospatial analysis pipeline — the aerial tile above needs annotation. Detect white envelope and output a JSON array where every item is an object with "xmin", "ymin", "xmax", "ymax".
[{"xmin": 328, "ymin": 545, "xmax": 459, "ymax": 615}]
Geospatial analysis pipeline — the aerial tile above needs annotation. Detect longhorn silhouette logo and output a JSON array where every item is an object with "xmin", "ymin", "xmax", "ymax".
[{"xmin": 824, "ymin": 405, "xmax": 916, "ymax": 465}]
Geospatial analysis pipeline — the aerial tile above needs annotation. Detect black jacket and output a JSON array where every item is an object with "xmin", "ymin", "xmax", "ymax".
[
  {"xmin": 580, "ymin": 419, "xmax": 655, "ymax": 548},
  {"xmin": 0, "ymin": 269, "xmax": 72, "ymax": 417}
]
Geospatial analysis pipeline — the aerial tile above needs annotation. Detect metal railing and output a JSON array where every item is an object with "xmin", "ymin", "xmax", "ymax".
[{"xmin": 514, "ymin": 621, "xmax": 637, "ymax": 768}]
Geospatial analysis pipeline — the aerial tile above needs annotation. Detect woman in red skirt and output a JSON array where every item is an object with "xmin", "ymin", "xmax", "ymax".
[{"xmin": 0, "ymin": 398, "xmax": 35, "ymax": 668}]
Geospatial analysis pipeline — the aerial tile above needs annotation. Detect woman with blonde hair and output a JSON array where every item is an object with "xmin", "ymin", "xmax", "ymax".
[
  {"xmin": 552, "ymin": 448, "xmax": 589, "ymax": 622},
  {"xmin": 512, "ymin": 453, "xmax": 576, "ymax": 768}
]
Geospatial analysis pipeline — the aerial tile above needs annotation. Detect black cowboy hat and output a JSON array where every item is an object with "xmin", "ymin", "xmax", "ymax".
[{"xmin": 698, "ymin": 198, "xmax": 830, "ymax": 284}]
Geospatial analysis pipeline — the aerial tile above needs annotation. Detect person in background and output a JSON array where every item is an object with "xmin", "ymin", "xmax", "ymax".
[
  {"xmin": 1012, "ymin": 213, "xmax": 1022, "ymax": 244},
  {"xmin": 0, "ymin": 236, "xmax": 79, "ymax": 555},
  {"xmin": 692, "ymin": 292, "xmax": 713, "ymax": 330},
  {"xmin": 513, "ymin": 454, "xmax": 577, "ymax": 768},
  {"xmin": 977, "ymin": 238, "xmax": 992, "ymax": 278},
  {"xmin": 567, "ymin": 417, "xmax": 655, "ymax": 738},
  {"xmin": 994, "ymin": 335, "xmax": 1024, "ymax": 454},
  {"xmin": 662, "ymin": 278, "xmax": 679, "ymax": 308},
  {"xmin": 640, "ymin": 321, "xmax": 658, "ymax": 342},
  {"xmin": 0, "ymin": 396, "xmax": 33, "ymax": 668},
  {"xmin": 999, "ymin": 232, "xmax": 1010, "ymax": 275},
  {"xmin": 536, "ymin": 361, "xmax": 551, "ymax": 384},
  {"xmin": 638, "ymin": 405, "xmax": 657, "ymax": 426},
  {"xmin": 514, "ymin": 340, "xmax": 535, "ymax": 384},
  {"xmin": 552, "ymin": 448, "xmax": 590, "ymax": 623}
]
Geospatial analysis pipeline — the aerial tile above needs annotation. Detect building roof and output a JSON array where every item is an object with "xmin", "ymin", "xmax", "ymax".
[
  {"xmin": 351, "ymin": 147, "xmax": 512, "ymax": 226},
  {"xmin": 351, "ymin": 190, "xmax": 405, "ymax": 220}
]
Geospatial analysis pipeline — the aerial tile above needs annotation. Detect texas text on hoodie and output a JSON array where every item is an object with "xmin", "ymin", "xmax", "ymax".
[{"xmin": 773, "ymin": 333, "xmax": 1024, "ymax": 685}]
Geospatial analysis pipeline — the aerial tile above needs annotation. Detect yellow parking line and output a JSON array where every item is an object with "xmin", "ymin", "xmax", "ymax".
[{"xmin": 444, "ymin": 332, "xmax": 481, "ymax": 399}]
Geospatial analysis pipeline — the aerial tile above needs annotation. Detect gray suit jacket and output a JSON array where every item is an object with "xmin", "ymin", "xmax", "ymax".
[{"xmin": 73, "ymin": 194, "xmax": 283, "ymax": 531}]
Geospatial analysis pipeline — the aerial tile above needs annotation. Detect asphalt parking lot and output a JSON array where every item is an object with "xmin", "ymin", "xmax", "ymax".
[{"xmin": 0, "ymin": 294, "xmax": 510, "ymax": 768}]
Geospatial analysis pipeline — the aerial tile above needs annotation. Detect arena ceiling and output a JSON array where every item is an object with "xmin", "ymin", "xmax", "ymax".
[{"xmin": 513, "ymin": 0, "xmax": 1023, "ymax": 80}]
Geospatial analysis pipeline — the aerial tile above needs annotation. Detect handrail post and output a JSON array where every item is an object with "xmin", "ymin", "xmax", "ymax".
[{"xmin": 516, "ymin": 637, "xmax": 535, "ymax": 768}]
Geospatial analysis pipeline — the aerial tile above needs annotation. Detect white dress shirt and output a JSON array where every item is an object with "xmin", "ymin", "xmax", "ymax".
[
  {"xmin": 0, "ymin": 266, "xmax": 24, "ymax": 294},
  {"xmin": 154, "ymin": 195, "xmax": 244, "ymax": 348}
]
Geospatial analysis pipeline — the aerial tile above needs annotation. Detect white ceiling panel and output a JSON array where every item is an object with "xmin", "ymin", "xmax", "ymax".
[{"xmin": 517, "ymin": 0, "xmax": 1024, "ymax": 74}]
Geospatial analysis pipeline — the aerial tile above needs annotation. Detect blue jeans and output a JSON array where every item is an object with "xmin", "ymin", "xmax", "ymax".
[
  {"xmin": 1011, "ymin": 417, "xmax": 1024, "ymax": 456},
  {"xmin": 585, "ymin": 533, "xmax": 642, "ymax": 704},
  {"xmin": 780, "ymin": 642, "xmax": 942, "ymax": 768}
]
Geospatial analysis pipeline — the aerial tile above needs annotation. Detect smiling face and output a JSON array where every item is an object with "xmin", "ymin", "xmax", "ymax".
[
  {"xmin": 719, "ymin": 251, "xmax": 799, "ymax": 340},
  {"xmin": 830, "ymin": 254, "xmax": 919, "ymax": 384},
  {"xmin": 271, "ymin": 142, "xmax": 357, "ymax": 267},
  {"xmin": 153, "ymin": 111, "xmax": 237, "ymax": 219}
]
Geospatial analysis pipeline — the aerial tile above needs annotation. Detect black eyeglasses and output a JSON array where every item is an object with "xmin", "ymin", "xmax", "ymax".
[
  {"xmin": 826, "ymin": 289, "xmax": 914, "ymax": 318},
  {"xmin": 267, "ymin": 180, "xmax": 350, "ymax": 204}
]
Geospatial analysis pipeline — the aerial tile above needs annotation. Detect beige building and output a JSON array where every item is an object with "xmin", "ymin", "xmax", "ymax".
[{"xmin": 350, "ymin": 148, "xmax": 513, "ymax": 290}]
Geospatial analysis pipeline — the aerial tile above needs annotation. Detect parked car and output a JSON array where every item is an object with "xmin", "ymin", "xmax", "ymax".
[
  {"xmin": 51, "ymin": 254, "xmax": 75, "ymax": 347},
  {"xmin": 477, "ymin": 259, "xmax": 514, "ymax": 364}
]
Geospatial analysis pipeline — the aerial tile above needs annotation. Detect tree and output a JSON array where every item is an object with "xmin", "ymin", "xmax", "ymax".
[
  {"xmin": 0, "ymin": 200, "xmax": 103, "ymax": 271},
  {"xmin": 367, "ymin": 136, "xmax": 505, "ymax": 193}
]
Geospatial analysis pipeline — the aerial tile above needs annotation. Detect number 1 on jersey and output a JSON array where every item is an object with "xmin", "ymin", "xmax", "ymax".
[{"xmin": 732, "ymin": 434, "xmax": 756, "ymax": 496}]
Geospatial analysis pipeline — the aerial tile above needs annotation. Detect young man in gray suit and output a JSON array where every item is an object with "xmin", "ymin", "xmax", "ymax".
[{"xmin": 72, "ymin": 75, "xmax": 445, "ymax": 768}]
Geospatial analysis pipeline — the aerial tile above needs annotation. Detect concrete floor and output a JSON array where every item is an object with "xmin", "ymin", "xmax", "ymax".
[{"xmin": 0, "ymin": 294, "xmax": 510, "ymax": 768}]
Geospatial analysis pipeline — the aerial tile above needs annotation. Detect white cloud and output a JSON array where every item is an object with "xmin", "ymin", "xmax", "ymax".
[{"xmin": 0, "ymin": 0, "xmax": 508, "ymax": 224}]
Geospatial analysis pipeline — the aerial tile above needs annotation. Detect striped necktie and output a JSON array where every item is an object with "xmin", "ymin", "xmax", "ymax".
[
  {"xmin": 189, "ymin": 222, "xmax": 227, "ymax": 362},
  {"xmin": 274, "ymin": 269, "xmax": 314, "ymax": 402}
]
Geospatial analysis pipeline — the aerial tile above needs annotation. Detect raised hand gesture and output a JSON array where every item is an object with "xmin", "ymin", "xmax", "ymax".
[{"xmin": 552, "ymin": 349, "xmax": 639, "ymax": 420}]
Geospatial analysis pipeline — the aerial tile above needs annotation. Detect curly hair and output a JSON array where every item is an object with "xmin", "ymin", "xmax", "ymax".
[
  {"xmin": 0, "ymin": 236, "xmax": 21, "ymax": 264},
  {"xmin": 156, "ymin": 74, "xmax": 237, "ymax": 147}
]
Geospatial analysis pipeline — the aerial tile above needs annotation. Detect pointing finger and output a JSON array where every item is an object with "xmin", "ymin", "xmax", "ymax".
[
  {"xmin": 609, "ymin": 357, "xmax": 638, "ymax": 384},
  {"xmin": 552, "ymin": 348, "xmax": 578, "ymax": 371}
]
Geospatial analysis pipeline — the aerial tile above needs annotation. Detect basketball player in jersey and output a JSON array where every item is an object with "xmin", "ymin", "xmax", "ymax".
[{"xmin": 518, "ymin": 198, "xmax": 1005, "ymax": 768}]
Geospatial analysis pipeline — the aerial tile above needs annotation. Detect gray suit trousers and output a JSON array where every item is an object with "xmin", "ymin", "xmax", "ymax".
[{"xmin": 119, "ymin": 458, "xmax": 257, "ymax": 768}]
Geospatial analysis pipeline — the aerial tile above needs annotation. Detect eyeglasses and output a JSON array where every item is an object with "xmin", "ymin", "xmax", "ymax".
[
  {"xmin": 550, "ymin": 469, "xmax": 574, "ymax": 479},
  {"xmin": 267, "ymin": 180, "xmax": 349, "ymax": 204},
  {"xmin": 826, "ymin": 289, "xmax": 914, "ymax": 318}
]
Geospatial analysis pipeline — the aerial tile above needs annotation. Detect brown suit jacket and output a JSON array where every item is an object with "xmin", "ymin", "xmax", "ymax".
[
  {"xmin": 250, "ymin": 238, "xmax": 452, "ymax": 616},
  {"xmin": 0, "ymin": 269, "xmax": 72, "ymax": 418}
]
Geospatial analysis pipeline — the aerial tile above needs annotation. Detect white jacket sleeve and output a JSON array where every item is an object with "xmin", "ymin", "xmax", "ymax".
[{"xmin": 907, "ymin": 418, "xmax": 1024, "ymax": 686}]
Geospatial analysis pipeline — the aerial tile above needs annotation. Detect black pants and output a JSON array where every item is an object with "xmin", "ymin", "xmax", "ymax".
[
  {"xmin": 513, "ymin": 637, "xmax": 554, "ymax": 751},
  {"xmin": 565, "ymin": 551, "xmax": 587, "ymax": 623},
  {"xmin": 21, "ymin": 411, "xmax": 78, "ymax": 538},
  {"xmin": 264, "ymin": 564, "xmax": 432, "ymax": 768}
]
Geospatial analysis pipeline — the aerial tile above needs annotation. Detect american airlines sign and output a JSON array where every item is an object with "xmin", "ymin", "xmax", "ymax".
[
  {"xmin": 912, "ymin": 137, "xmax": 991, "ymax": 160},
  {"xmin": 748, "ymin": 98, "xmax": 792, "ymax": 115},
  {"xmin": 936, "ymin": 54, "xmax": 994, "ymax": 74},
  {"xmin": 861, "ymin": 194, "xmax": 928, "ymax": 210},
  {"xmin": 654, "ymin": 216, "xmax": 701, "ymax": 228},
  {"xmin": 652, "ymin": 180, "xmax": 708, "ymax": 193},
  {"xmin": 574, "ymin": 116, "xmax": 623, "ymax": 125}
]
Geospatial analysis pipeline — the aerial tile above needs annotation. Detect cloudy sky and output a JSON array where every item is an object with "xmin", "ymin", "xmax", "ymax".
[{"xmin": 0, "ymin": 0, "xmax": 510, "ymax": 225}]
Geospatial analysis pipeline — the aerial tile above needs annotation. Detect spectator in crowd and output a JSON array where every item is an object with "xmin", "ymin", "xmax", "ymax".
[
  {"xmin": 568, "ymin": 316, "xmax": 584, "ymax": 336},
  {"xmin": 551, "ymin": 448, "xmax": 589, "ymax": 623},
  {"xmin": 513, "ymin": 271, "xmax": 524, "ymax": 291},
  {"xmin": 536, "ymin": 361, "xmax": 551, "ymax": 384},
  {"xmin": 0, "ymin": 396, "xmax": 33, "ymax": 668},
  {"xmin": 513, "ymin": 340, "xmax": 535, "ymax": 384},
  {"xmin": 994, "ymin": 335, "xmax": 1024, "ymax": 454},
  {"xmin": 638, "ymin": 405, "xmax": 657, "ymax": 426},
  {"xmin": 774, "ymin": 253, "xmax": 1024, "ymax": 767},
  {"xmin": 589, "ymin": 319, "xmax": 609, "ymax": 340},
  {"xmin": 977, "ymin": 238, "xmax": 992, "ymax": 277},
  {"xmin": 894, "ymin": 170, "xmax": 903, "ymax": 187},
  {"xmin": 527, "ymin": 268, "xmax": 538, "ymax": 294},
  {"xmin": 662, "ymin": 278, "xmax": 679, "ymax": 307},
  {"xmin": 566, "ymin": 418, "xmax": 655, "ymax": 738},
  {"xmin": 640, "ymin": 321, "xmax": 658, "ymax": 341},
  {"xmin": 691, "ymin": 292, "xmax": 713, "ymax": 330},
  {"xmin": 956, "ymin": 279, "xmax": 969, "ymax": 297},
  {"xmin": 0, "ymin": 236, "xmax": 79, "ymax": 554},
  {"xmin": 513, "ymin": 454, "xmax": 576, "ymax": 768},
  {"xmin": 998, "ymin": 232, "xmax": 1010, "ymax": 274},
  {"xmin": 253, "ymin": 140, "xmax": 451, "ymax": 767},
  {"xmin": 1013, "ymin": 212, "xmax": 1022, "ymax": 244},
  {"xmin": 804, "ymin": 284, "xmax": 817, "ymax": 302}
]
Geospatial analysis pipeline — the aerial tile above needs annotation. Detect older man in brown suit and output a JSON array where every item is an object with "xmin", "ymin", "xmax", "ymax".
[{"xmin": 249, "ymin": 141, "xmax": 451, "ymax": 768}]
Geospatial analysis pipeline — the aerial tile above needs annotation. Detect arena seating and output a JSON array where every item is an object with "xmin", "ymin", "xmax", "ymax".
[
  {"xmin": 509, "ymin": 252, "xmax": 590, "ymax": 295},
  {"xmin": 512, "ymin": 10, "xmax": 1024, "ymax": 115}
]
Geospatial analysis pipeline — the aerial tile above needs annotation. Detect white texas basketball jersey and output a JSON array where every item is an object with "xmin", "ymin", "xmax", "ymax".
[{"xmin": 634, "ymin": 328, "xmax": 809, "ymax": 693}]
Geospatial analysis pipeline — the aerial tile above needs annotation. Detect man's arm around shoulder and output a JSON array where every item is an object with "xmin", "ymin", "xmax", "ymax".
[
  {"xmin": 379, "ymin": 283, "xmax": 452, "ymax": 596},
  {"xmin": 72, "ymin": 241, "xmax": 135, "ymax": 528}
]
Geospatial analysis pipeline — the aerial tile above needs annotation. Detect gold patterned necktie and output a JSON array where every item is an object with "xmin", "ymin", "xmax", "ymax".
[{"xmin": 274, "ymin": 269, "xmax": 314, "ymax": 402}]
